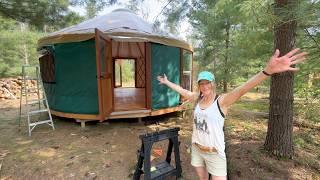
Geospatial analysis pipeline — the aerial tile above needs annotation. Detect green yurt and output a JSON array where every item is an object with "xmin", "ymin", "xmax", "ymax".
[{"xmin": 38, "ymin": 9, "xmax": 193, "ymax": 122}]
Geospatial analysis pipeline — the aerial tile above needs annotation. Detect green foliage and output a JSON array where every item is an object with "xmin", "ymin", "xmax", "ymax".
[
  {"xmin": 0, "ymin": 15, "xmax": 18, "ymax": 30},
  {"xmin": 295, "ymin": 91, "xmax": 320, "ymax": 124},
  {"xmin": 163, "ymin": 0, "xmax": 191, "ymax": 34},
  {"xmin": 0, "ymin": 0, "xmax": 85, "ymax": 32},
  {"xmin": 182, "ymin": 50, "xmax": 192, "ymax": 71},
  {"xmin": 71, "ymin": 0, "xmax": 117, "ymax": 18},
  {"xmin": 163, "ymin": 0, "xmax": 319, "ymax": 101},
  {"xmin": 292, "ymin": 0, "xmax": 320, "ymax": 123},
  {"xmin": 0, "ymin": 17, "xmax": 43, "ymax": 77},
  {"xmin": 0, "ymin": 0, "xmax": 88, "ymax": 78},
  {"xmin": 0, "ymin": 0, "xmax": 69, "ymax": 29},
  {"xmin": 115, "ymin": 59, "xmax": 135, "ymax": 87},
  {"xmin": 186, "ymin": 0, "xmax": 275, "ymax": 90},
  {"xmin": 293, "ymin": 128, "xmax": 320, "ymax": 171},
  {"xmin": 233, "ymin": 99, "xmax": 269, "ymax": 113},
  {"xmin": 57, "ymin": 12, "xmax": 85, "ymax": 29},
  {"xmin": 122, "ymin": 61, "xmax": 135, "ymax": 86},
  {"xmin": 125, "ymin": 0, "xmax": 144, "ymax": 13}
]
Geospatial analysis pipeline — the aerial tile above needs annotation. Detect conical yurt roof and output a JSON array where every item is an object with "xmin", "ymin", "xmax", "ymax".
[{"xmin": 38, "ymin": 9, "xmax": 193, "ymax": 51}]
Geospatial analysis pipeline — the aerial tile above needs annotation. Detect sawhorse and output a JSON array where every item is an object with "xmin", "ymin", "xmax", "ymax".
[{"xmin": 133, "ymin": 127, "xmax": 182, "ymax": 180}]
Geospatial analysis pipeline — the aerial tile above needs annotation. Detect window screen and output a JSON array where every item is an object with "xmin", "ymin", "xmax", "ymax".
[
  {"xmin": 39, "ymin": 51, "xmax": 55, "ymax": 83},
  {"xmin": 182, "ymin": 50, "xmax": 192, "ymax": 91}
]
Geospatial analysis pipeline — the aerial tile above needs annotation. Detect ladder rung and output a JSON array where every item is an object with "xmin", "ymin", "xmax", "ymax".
[
  {"xmin": 29, "ymin": 120, "xmax": 53, "ymax": 127},
  {"xmin": 21, "ymin": 93, "xmax": 40, "ymax": 96},
  {"xmin": 27, "ymin": 98, "xmax": 46, "ymax": 105},
  {"xmin": 23, "ymin": 84, "xmax": 43, "ymax": 88},
  {"xmin": 24, "ymin": 77, "xmax": 40, "ymax": 80},
  {"xmin": 28, "ymin": 109, "xmax": 49, "ymax": 115},
  {"xmin": 23, "ymin": 65, "xmax": 40, "ymax": 68},
  {"xmin": 24, "ymin": 89, "xmax": 42, "ymax": 92},
  {"xmin": 22, "ymin": 86, "xmax": 43, "ymax": 89}
]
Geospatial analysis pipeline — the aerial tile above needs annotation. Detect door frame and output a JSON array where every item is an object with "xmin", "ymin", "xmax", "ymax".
[
  {"xmin": 113, "ymin": 57, "xmax": 137, "ymax": 88},
  {"xmin": 95, "ymin": 28, "xmax": 113, "ymax": 121}
]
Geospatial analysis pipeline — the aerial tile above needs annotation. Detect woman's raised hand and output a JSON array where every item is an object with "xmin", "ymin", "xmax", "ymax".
[
  {"xmin": 157, "ymin": 74, "xmax": 168, "ymax": 84},
  {"xmin": 264, "ymin": 48, "xmax": 307, "ymax": 75}
]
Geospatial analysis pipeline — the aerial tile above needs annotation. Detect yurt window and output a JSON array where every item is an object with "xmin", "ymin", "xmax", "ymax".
[
  {"xmin": 182, "ymin": 50, "xmax": 192, "ymax": 91},
  {"xmin": 114, "ymin": 59, "xmax": 136, "ymax": 87},
  {"xmin": 39, "ymin": 51, "xmax": 55, "ymax": 83}
]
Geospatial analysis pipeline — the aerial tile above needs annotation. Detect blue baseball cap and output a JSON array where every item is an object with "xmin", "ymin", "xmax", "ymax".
[{"xmin": 197, "ymin": 71, "xmax": 215, "ymax": 83}]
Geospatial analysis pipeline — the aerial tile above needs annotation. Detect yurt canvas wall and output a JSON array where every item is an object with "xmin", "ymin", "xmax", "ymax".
[
  {"xmin": 40, "ymin": 39, "xmax": 192, "ymax": 117},
  {"xmin": 40, "ymin": 39, "xmax": 99, "ymax": 115}
]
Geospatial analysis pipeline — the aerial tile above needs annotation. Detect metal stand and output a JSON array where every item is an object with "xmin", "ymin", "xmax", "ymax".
[
  {"xmin": 19, "ymin": 65, "xmax": 55, "ymax": 136},
  {"xmin": 133, "ymin": 127, "xmax": 182, "ymax": 180}
]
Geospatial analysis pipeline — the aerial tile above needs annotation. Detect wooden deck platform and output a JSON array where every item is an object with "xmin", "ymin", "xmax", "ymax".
[
  {"xmin": 114, "ymin": 87, "xmax": 146, "ymax": 111},
  {"xmin": 50, "ymin": 87, "xmax": 186, "ymax": 122}
]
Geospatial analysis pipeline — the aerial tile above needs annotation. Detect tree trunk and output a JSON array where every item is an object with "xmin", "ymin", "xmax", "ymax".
[
  {"xmin": 308, "ymin": 73, "xmax": 314, "ymax": 88},
  {"xmin": 223, "ymin": 20, "xmax": 230, "ymax": 93},
  {"xmin": 23, "ymin": 44, "xmax": 29, "ymax": 65},
  {"xmin": 264, "ymin": 0, "xmax": 297, "ymax": 158},
  {"xmin": 20, "ymin": 22, "xmax": 29, "ymax": 65}
]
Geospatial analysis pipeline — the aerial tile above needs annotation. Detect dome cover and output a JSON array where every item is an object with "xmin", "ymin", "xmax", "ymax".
[{"xmin": 38, "ymin": 9, "xmax": 192, "ymax": 51}]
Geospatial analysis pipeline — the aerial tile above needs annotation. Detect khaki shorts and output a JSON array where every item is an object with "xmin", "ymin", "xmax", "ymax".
[{"xmin": 191, "ymin": 144, "xmax": 227, "ymax": 176}]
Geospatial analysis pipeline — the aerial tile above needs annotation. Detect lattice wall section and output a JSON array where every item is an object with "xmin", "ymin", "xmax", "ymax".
[{"xmin": 136, "ymin": 56, "xmax": 145, "ymax": 88}]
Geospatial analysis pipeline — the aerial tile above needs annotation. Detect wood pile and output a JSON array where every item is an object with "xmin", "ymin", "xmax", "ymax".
[{"xmin": 0, "ymin": 77, "xmax": 38, "ymax": 100}]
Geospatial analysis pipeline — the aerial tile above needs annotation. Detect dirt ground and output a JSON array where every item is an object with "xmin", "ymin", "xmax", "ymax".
[{"xmin": 0, "ymin": 93, "xmax": 319, "ymax": 180}]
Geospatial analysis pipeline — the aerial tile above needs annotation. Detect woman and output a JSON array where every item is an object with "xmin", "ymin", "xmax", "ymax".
[{"xmin": 157, "ymin": 48, "xmax": 306, "ymax": 180}]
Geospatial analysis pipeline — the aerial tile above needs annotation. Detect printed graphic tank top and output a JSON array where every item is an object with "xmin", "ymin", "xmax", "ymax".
[{"xmin": 192, "ymin": 96, "xmax": 226, "ymax": 157}]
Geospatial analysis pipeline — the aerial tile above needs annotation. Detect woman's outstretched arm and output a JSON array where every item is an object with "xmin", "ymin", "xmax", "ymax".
[
  {"xmin": 220, "ymin": 48, "xmax": 307, "ymax": 113},
  {"xmin": 157, "ymin": 74, "xmax": 198, "ymax": 101}
]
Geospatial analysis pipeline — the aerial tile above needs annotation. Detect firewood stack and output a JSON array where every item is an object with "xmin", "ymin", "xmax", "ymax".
[{"xmin": 0, "ymin": 77, "xmax": 38, "ymax": 100}]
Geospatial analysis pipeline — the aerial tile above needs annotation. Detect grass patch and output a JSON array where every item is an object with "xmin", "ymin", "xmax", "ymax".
[
  {"xmin": 293, "ymin": 128, "xmax": 320, "ymax": 171},
  {"xmin": 294, "ymin": 99, "xmax": 320, "ymax": 124},
  {"xmin": 226, "ymin": 119, "xmax": 267, "ymax": 141},
  {"xmin": 233, "ymin": 99, "xmax": 269, "ymax": 112},
  {"xmin": 226, "ymin": 95, "xmax": 320, "ymax": 177}
]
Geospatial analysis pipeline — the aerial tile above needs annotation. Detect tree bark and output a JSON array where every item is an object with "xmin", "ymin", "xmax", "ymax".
[
  {"xmin": 264, "ymin": 0, "xmax": 297, "ymax": 158},
  {"xmin": 20, "ymin": 22, "xmax": 29, "ymax": 65},
  {"xmin": 223, "ymin": 20, "xmax": 230, "ymax": 93}
]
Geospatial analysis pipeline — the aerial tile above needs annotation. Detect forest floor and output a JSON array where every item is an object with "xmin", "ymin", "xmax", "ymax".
[{"xmin": 0, "ymin": 92, "xmax": 319, "ymax": 180}]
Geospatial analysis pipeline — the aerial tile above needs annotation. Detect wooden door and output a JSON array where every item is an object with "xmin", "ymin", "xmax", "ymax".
[{"xmin": 95, "ymin": 28, "xmax": 113, "ymax": 121}]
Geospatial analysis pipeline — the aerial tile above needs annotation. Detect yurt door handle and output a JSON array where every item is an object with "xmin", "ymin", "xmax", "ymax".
[
  {"xmin": 96, "ymin": 73, "xmax": 111, "ymax": 79},
  {"xmin": 96, "ymin": 75, "xmax": 105, "ymax": 79}
]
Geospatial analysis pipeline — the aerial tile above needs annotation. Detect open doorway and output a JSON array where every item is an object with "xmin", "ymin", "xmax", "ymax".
[
  {"xmin": 114, "ymin": 59, "xmax": 136, "ymax": 87},
  {"xmin": 113, "ymin": 58, "xmax": 145, "ymax": 111}
]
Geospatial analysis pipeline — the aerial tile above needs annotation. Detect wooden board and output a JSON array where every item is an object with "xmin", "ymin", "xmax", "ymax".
[
  {"xmin": 114, "ymin": 87, "xmax": 146, "ymax": 111},
  {"xmin": 150, "ymin": 106, "xmax": 185, "ymax": 116},
  {"xmin": 50, "ymin": 110, "xmax": 100, "ymax": 120}
]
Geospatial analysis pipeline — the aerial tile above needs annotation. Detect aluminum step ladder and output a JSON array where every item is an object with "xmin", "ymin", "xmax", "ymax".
[{"xmin": 19, "ymin": 64, "xmax": 55, "ymax": 136}]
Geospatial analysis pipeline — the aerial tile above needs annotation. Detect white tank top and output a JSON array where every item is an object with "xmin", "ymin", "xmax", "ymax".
[{"xmin": 192, "ymin": 96, "xmax": 226, "ymax": 157}]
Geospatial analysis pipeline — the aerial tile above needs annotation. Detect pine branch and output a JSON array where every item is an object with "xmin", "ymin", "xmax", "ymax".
[{"xmin": 304, "ymin": 28, "xmax": 320, "ymax": 51}]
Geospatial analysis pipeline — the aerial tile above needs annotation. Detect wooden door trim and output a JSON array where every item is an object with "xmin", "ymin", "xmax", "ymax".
[
  {"xmin": 94, "ymin": 28, "xmax": 113, "ymax": 121},
  {"xmin": 95, "ymin": 29, "xmax": 104, "ymax": 121},
  {"xmin": 145, "ymin": 42, "xmax": 151, "ymax": 109}
]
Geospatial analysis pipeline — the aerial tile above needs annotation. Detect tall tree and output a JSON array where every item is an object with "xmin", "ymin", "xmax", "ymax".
[
  {"xmin": 187, "ymin": 0, "xmax": 245, "ymax": 92},
  {"xmin": 161, "ymin": 0, "xmax": 275, "ymax": 90},
  {"xmin": 294, "ymin": 0, "xmax": 320, "ymax": 99},
  {"xmin": 0, "ymin": 17, "xmax": 43, "ymax": 77},
  {"xmin": 125, "ymin": 0, "xmax": 151, "ymax": 21},
  {"xmin": 70, "ymin": 0, "xmax": 117, "ymax": 18},
  {"xmin": 0, "ymin": 0, "xmax": 71, "ymax": 29},
  {"xmin": 264, "ymin": 0, "xmax": 298, "ymax": 158}
]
